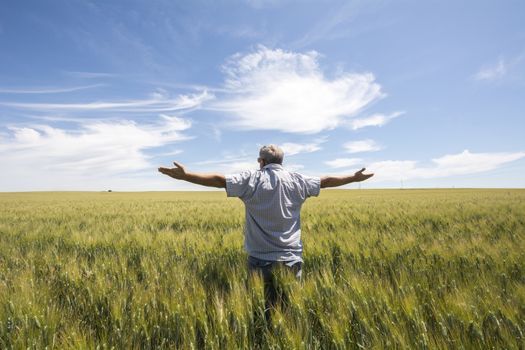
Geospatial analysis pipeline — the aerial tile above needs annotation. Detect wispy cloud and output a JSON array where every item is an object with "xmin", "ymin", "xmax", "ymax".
[
  {"xmin": 349, "ymin": 111, "xmax": 404, "ymax": 130},
  {"xmin": 193, "ymin": 147, "xmax": 306, "ymax": 174},
  {"xmin": 325, "ymin": 158, "xmax": 363, "ymax": 169},
  {"xmin": 0, "ymin": 84, "xmax": 105, "ymax": 94},
  {"xmin": 199, "ymin": 160, "xmax": 304, "ymax": 174},
  {"xmin": 368, "ymin": 150, "xmax": 525, "ymax": 182},
  {"xmin": 344, "ymin": 139, "xmax": 381, "ymax": 153},
  {"xmin": 63, "ymin": 71, "xmax": 117, "ymax": 79},
  {"xmin": 281, "ymin": 139, "xmax": 325, "ymax": 156},
  {"xmin": 194, "ymin": 155, "xmax": 259, "ymax": 173},
  {"xmin": 215, "ymin": 25, "xmax": 264, "ymax": 39},
  {"xmin": 292, "ymin": 1, "xmax": 367, "ymax": 48},
  {"xmin": 473, "ymin": 53, "xmax": 525, "ymax": 83},
  {"xmin": 0, "ymin": 115, "xmax": 192, "ymax": 191},
  {"xmin": 211, "ymin": 46, "xmax": 384, "ymax": 134},
  {"xmin": 474, "ymin": 58, "xmax": 507, "ymax": 81},
  {"xmin": 155, "ymin": 149, "xmax": 184, "ymax": 157},
  {"xmin": 194, "ymin": 154, "xmax": 254, "ymax": 167},
  {"xmin": 221, "ymin": 161, "xmax": 260, "ymax": 173},
  {"xmin": 244, "ymin": 0, "xmax": 284, "ymax": 9},
  {"xmin": 0, "ymin": 90, "xmax": 213, "ymax": 113}
]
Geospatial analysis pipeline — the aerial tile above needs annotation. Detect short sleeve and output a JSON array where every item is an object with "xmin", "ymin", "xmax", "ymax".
[
  {"xmin": 303, "ymin": 175, "xmax": 321, "ymax": 198},
  {"xmin": 225, "ymin": 170, "xmax": 255, "ymax": 199}
]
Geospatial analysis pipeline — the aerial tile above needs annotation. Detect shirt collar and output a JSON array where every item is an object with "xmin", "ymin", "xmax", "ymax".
[{"xmin": 263, "ymin": 163, "xmax": 283, "ymax": 170}]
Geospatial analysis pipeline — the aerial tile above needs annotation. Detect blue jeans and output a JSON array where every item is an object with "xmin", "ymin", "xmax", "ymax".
[{"xmin": 247, "ymin": 256, "xmax": 302, "ymax": 323}]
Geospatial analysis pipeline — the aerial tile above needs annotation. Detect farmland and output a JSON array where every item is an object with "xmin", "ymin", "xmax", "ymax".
[{"xmin": 0, "ymin": 189, "xmax": 524, "ymax": 349}]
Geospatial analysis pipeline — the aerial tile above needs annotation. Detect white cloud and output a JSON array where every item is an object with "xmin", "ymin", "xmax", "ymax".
[
  {"xmin": 0, "ymin": 90, "xmax": 213, "ymax": 113},
  {"xmin": 474, "ymin": 58, "xmax": 507, "ymax": 81},
  {"xmin": 193, "ymin": 148, "xmax": 305, "ymax": 174},
  {"xmin": 149, "ymin": 88, "xmax": 170, "ymax": 100},
  {"xmin": 194, "ymin": 156, "xmax": 252, "ymax": 166},
  {"xmin": 292, "ymin": 1, "xmax": 367, "ymax": 48},
  {"xmin": 212, "ymin": 46, "xmax": 384, "ymax": 134},
  {"xmin": 223, "ymin": 161, "xmax": 260, "ymax": 173},
  {"xmin": 366, "ymin": 160, "xmax": 417, "ymax": 182},
  {"xmin": 431, "ymin": 149, "xmax": 524, "ymax": 174},
  {"xmin": 207, "ymin": 160, "xmax": 304, "ymax": 174},
  {"xmin": 0, "ymin": 116, "xmax": 192, "ymax": 191},
  {"xmin": 325, "ymin": 158, "xmax": 363, "ymax": 169},
  {"xmin": 155, "ymin": 149, "xmax": 183, "ymax": 157},
  {"xmin": 63, "ymin": 71, "xmax": 116, "ymax": 79},
  {"xmin": 196, "ymin": 140, "xmax": 323, "ymax": 174},
  {"xmin": 281, "ymin": 140, "xmax": 324, "ymax": 156},
  {"xmin": 0, "ymin": 84, "xmax": 104, "ymax": 94},
  {"xmin": 245, "ymin": 0, "xmax": 283, "ymax": 9},
  {"xmin": 194, "ymin": 158, "xmax": 258, "ymax": 174},
  {"xmin": 344, "ymin": 139, "xmax": 381, "ymax": 153},
  {"xmin": 368, "ymin": 150, "xmax": 525, "ymax": 182},
  {"xmin": 350, "ymin": 111, "xmax": 403, "ymax": 130},
  {"xmin": 193, "ymin": 152, "xmax": 259, "ymax": 174}
]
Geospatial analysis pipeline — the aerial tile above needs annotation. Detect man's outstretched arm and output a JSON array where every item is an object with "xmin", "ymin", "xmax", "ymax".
[
  {"xmin": 320, "ymin": 168, "xmax": 374, "ymax": 189},
  {"xmin": 158, "ymin": 161, "xmax": 226, "ymax": 188}
]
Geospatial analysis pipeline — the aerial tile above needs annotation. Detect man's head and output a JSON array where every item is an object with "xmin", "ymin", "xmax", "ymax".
[{"xmin": 258, "ymin": 144, "xmax": 284, "ymax": 168}]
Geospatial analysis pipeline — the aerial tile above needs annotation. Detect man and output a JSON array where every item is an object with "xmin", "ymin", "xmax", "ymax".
[{"xmin": 158, "ymin": 144, "xmax": 373, "ymax": 320}]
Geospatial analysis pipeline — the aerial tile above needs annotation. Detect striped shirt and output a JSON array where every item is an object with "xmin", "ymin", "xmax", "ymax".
[{"xmin": 225, "ymin": 163, "xmax": 321, "ymax": 263}]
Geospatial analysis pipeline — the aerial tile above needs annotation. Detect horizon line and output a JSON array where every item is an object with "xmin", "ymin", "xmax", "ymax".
[{"xmin": 1, "ymin": 187, "xmax": 524, "ymax": 194}]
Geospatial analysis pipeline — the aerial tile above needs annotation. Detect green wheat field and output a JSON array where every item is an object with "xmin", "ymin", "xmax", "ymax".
[{"xmin": 0, "ymin": 189, "xmax": 524, "ymax": 349}]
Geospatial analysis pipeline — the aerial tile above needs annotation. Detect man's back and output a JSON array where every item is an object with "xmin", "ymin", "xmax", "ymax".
[
  {"xmin": 158, "ymin": 144, "xmax": 373, "ymax": 322},
  {"xmin": 225, "ymin": 163, "xmax": 320, "ymax": 263}
]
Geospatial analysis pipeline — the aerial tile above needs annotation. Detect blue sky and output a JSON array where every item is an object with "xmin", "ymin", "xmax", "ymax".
[{"xmin": 1, "ymin": 0, "xmax": 524, "ymax": 191}]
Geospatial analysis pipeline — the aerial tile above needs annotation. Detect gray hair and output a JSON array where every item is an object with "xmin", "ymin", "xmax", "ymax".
[{"xmin": 259, "ymin": 144, "xmax": 284, "ymax": 165}]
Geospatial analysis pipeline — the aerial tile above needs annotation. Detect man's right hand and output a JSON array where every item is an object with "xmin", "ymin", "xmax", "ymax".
[
  {"xmin": 158, "ymin": 161, "xmax": 187, "ymax": 180},
  {"xmin": 158, "ymin": 162, "xmax": 226, "ymax": 188}
]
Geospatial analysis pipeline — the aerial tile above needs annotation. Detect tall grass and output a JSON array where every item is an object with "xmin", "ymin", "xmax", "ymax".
[{"xmin": 0, "ymin": 189, "xmax": 524, "ymax": 348}]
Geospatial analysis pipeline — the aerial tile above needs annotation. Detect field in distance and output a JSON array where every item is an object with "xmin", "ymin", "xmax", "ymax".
[{"xmin": 0, "ymin": 189, "xmax": 524, "ymax": 349}]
